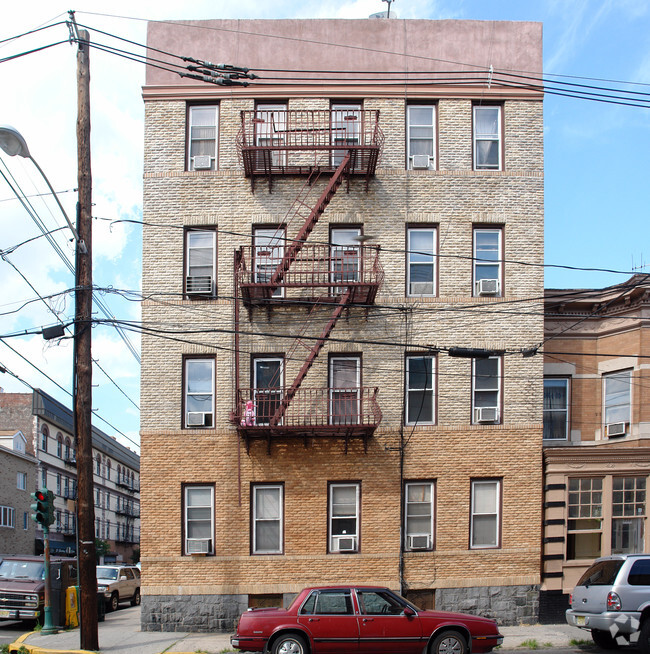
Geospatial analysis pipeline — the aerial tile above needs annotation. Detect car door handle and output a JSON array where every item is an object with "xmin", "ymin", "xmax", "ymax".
[
  {"xmin": 363, "ymin": 618, "xmax": 374, "ymax": 623},
  {"xmin": 308, "ymin": 618, "xmax": 320, "ymax": 622}
]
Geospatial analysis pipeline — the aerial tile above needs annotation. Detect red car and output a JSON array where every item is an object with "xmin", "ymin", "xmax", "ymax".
[{"xmin": 231, "ymin": 585, "xmax": 503, "ymax": 654}]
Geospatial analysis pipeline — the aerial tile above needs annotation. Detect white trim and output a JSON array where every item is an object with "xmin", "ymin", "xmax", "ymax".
[
  {"xmin": 470, "ymin": 479, "xmax": 500, "ymax": 549},
  {"xmin": 329, "ymin": 483, "xmax": 359, "ymax": 553},
  {"xmin": 252, "ymin": 484, "xmax": 283, "ymax": 554}
]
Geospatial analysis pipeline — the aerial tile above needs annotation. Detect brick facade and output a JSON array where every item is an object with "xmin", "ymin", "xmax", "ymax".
[{"xmin": 141, "ymin": 18, "xmax": 544, "ymax": 631}]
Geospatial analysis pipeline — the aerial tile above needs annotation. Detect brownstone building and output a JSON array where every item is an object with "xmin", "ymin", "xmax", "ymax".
[
  {"xmin": 541, "ymin": 275, "xmax": 650, "ymax": 621},
  {"xmin": 141, "ymin": 18, "xmax": 544, "ymax": 631}
]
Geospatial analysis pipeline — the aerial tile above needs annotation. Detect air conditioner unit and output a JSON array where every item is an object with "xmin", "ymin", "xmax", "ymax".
[
  {"xmin": 606, "ymin": 422, "xmax": 627, "ymax": 437},
  {"xmin": 411, "ymin": 155, "xmax": 431, "ymax": 170},
  {"xmin": 192, "ymin": 155, "xmax": 212, "ymax": 170},
  {"xmin": 477, "ymin": 278, "xmax": 499, "ymax": 295},
  {"xmin": 186, "ymin": 412, "xmax": 213, "ymax": 427},
  {"xmin": 408, "ymin": 534, "xmax": 431, "ymax": 550},
  {"xmin": 186, "ymin": 538, "xmax": 211, "ymax": 554},
  {"xmin": 474, "ymin": 407, "xmax": 499, "ymax": 423},
  {"xmin": 186, "ymin": 275, "xmax": 213, "ymax": 295},
  {"xmin": 410, "ymin": 282, "xmax": 434, "ymax": 295},
  {"xmin": 333, "ymin": 535, "xmax": 357, "ymax": 552}
]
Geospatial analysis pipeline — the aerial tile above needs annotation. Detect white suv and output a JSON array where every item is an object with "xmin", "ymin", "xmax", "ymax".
[
  {"xmin": 96, "ymin": 565, "xmax": 141, "ymax": 611},
  {"xmin": 566, "ymin": 554, "xmax": 650, "ymax": 651}
]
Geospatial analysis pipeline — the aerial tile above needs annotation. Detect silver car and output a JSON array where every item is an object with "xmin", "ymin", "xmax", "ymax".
[
  {"xmin": 96, "ymin": 565, "xmax": 141, "ymax": 611},
  {"xmin": 566, "ymin": 554, "xmax": 650, "ymax": 651}
]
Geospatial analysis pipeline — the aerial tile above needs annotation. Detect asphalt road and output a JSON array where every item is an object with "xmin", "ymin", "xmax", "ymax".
[{"xmin": 0, "ymin": 618, "xmax": 28, "ymax": 647}]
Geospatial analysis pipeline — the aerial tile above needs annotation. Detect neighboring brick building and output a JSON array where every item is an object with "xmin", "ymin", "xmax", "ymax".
[
  {"xmin": 540, "ymin": 276, "xmax": 650, "ymax": 622},
  {"xmin": 0, "ymin": 430, "xmax": 37, "ymax": 554},
  {"xmin": 0, "ymin": 390, "xmax": 140, "ymax": 562},
  {"xmin": 141, "ymin": 18, "xmax": 544, "ymax": 631}
]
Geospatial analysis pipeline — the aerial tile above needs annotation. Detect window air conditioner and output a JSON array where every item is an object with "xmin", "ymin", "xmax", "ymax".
[
  {"xmin": 408, "ymin": 534, "xmax": 431, "ymax": 550},
  {"xmin": 186, "ymin": 275, "xmax": 213, "ymax": 295},
  {"xmin": 192, "ymin": 155, "xmax": 212, "ymax": 170},
  {"xmin": 474, "ymin": 407, "xmax": 499, "ymax": 423},
  {"xmin": 477, "ymin": 278, "xmax": 499, "ymax": 295},
  {"xmin": 187, "ymin": 412, "xmax": 213, "ymax": 427},
  {"xmin": 410, "ymin": 282, "xmax": 434, "ymax": 295},
  {"xmin": 411, "ymin": 155, "xmax": 431, "ymax": 170},
  {"xmin": 333, "ymin": 535, "xmax": 356, "ymax": 552},
  {"xmin": 186, "ymin": 538, "xmax": 211, "ymax": 554},
  {"xmin": 606, "ymin": 422, "xmax": 627, "ymax": 437}
]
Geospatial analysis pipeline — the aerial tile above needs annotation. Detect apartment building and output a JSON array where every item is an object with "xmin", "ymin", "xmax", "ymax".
[
  {"xmin": 0, "ymin": 390, "xmax": 140, "ymax": 562},
  {"xmin": 541, "ymin": 276, "xmax": 650, "ymax": 621},
  {"xmin": 141, "ymin": 18, "xmax": 544, "ymax": 631},
  {"xmin": 0, "ymin": 430, "xmax": 37, "ymax": 554}
]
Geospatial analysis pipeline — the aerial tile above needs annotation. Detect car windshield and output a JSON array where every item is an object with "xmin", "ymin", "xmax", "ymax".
[
  {"xmin": 0, "ymin": 560, "xmax": 44, "ymax": 580},
  {"xmin": 96, "ymin": 567, "xmax": 119, "ymax": 580},
  {"xmin": 576, "ymin": 560, "xmax": 624, "ymax": 587}
]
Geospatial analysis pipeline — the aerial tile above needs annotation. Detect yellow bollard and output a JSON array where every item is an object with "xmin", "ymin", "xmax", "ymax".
[{"xmin": 65, "ymin": 585, "xmax": 79, "ymax": 628}]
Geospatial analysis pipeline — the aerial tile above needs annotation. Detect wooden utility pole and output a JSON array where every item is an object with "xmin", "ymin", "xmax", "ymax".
[{"xmin": 75, "ymin": 26, "xmax": 98, "ymax": 651}]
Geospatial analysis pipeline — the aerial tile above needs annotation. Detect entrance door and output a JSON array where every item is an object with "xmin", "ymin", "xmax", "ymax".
[
  {"xmin": 254, "ymin": 358, "xmax": 283, "ymax": 425},
  {"xmin": 330, "ymin": 357, "xmax": 360, "ymax": 425}
]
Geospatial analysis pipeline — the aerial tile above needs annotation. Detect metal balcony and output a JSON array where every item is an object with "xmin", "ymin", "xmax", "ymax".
[
  {"xmin": 234, "ymin": 386, "xmax": 381, "ymax": 452},
  {"xmin": 236, "ymin": 243, "xmax": 383, "ymax": 306}
]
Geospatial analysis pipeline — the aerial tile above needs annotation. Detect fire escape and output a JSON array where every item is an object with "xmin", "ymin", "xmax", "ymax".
[{"xmin": 232, "ymin": 109, "xmax": 385, "ymax": 452}]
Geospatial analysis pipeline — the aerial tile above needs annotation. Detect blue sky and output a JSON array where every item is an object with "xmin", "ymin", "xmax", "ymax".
[{"xmin": 1, "ymin": 0, "xmax": 648, "ymax": 446}]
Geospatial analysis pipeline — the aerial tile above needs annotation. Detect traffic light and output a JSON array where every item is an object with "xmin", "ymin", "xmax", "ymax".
[{"xmin": 31, "ymin": 489, "xmax": 54, "ymax": 527}]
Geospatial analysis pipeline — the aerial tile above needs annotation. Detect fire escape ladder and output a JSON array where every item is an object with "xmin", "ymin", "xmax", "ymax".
[
  {"xmin": 270, "ymin": 289, "xmax": 352, "ymax": 426},
  {"xmin": 267, "ymin": 152, "xmax": 351, "ymax": 292}
]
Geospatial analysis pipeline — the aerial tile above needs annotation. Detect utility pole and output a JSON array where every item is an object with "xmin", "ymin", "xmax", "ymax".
[{"xmin": 74, "ymin": 23, "xmax": 98, "ymax": 651}]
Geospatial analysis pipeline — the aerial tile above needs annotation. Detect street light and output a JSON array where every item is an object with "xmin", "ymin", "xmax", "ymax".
[{"xmin": 0, "ymin": 125, "xmax": 85, "ymax": 251}]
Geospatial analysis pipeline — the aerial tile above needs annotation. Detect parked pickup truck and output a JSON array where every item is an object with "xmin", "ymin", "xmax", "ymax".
[{"xmin": 0, "ymin": 555, "xmax": 77, "ymax": 623}]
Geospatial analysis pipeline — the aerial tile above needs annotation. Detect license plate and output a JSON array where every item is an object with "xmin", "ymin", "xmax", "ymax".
[
  {"xmin": 576, "ymin": 616, "xmax": 586, "ymax": 626},
  {"xmin": 0, "ymin": 609, "xmax": 14, "ymax": 618}
]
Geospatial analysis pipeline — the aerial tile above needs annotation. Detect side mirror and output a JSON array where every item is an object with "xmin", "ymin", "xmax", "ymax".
[
  {"xmin": 120, "ymin": 575, "xmax": 127, "ymax": 581},
  {"xmin": 403, "ymin": 606, "xmax": 416, "ymax": 617}
]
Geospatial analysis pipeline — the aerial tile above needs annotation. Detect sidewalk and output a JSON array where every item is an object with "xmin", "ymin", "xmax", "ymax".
[{"xmin": 10, "ymin": 606, "xmax": 592, "ymax": 654}]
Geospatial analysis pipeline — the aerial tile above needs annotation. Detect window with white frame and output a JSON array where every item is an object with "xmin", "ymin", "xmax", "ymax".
[
  {"xmin": 252, "ymin": 484, "xmax": 283, "ymax": 554},
  {"xmin": 612, "ymin": 476, "xmax": 646, "ymax": 554},
  {"xmin": 470, "ymin": 479, "xmax": 500, "ymax": 548},
  {"xmin": 404, "ymin": 482, "xmax": 434, "ymax": 550},
  {"xmin": 472, "ymin": 357, "xmax": 501, "ymax": 424},
  {"xmin": 0, "ymin": 506, "xmax": 15, "ymax": 528},
  {"xmin": 405, "ymin": 355, "xmax": 435, "ymax": 424},
  {"xmin": 185, "ymin": 229, "xmax": 216, "ymax": 296},
  {"xmin": 473, "ymin": 104, "xmax": 502, "ymax": 170},
  {"xmin": 567, "ymin": 477, "xmax": 603, "ymax": 559},
  {"xmin": 184, "ymin": 358, "xmax": 215, "ymax": 428},
  {"xmin": 329, "ymin": 483, "xmax": 359, "ymax": 553},
  {"xmin": 255, "ymin": 103, "xmax": 287, "ymax": 167},
  {"xmin": 543, "ymin": 378, "xmax": 569, "ymax": 440},
  {"xmin": 331, "ymin": 103, "xmax": 362, "ymax": 169},
  {"xmin": 17, "ymin": 472, "xmax": 27, "ymax": 491},
  {"xmin": 184, "ymin": 485, "xmax": 214, "ymax": 555},
  {"xmin": 407, "ymin": 227, "xmax": 436, "ymax": 296},
  {"xmin": 407, "ymin": 105, "xmax": 436, "ymax": 170},
  {"xmin": 604, "ymin": 370, "xmax": 631, "ymax": 436},
  {"xmin": 254, "ymin": 227, "xmax": 285, "ymax": 299},
  {"xmin": 473, "ymin": 228, "xmax": 502, "ymax": 296},
  {"xmin": 329, "ymin": 356, "xmax": 360, "ymax": 425},
  {"xmin": 40, "ymin": 425, "xmax": 48, "ymax": 451},
  {"xmin": 187, "ymin": 105, "xmax": 218, "ymax": 171}
]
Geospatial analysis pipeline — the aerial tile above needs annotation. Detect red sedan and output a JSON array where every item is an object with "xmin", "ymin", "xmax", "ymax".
[{"xmin": 231, "ymin": 585, "xmax": 503, "ymax": 654}]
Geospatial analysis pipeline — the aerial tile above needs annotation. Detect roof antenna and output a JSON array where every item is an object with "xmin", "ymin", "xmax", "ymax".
[{"xmin": 382, "ymin": 0, "xmax": 396, "ymax": 18}]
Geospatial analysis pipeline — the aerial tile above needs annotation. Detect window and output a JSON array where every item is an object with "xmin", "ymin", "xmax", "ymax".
[
  {"xmin": 41, "ymin": 468, "xmax": 47, "ymax": 489},
  {"xmin": 252, "ymin": 485, "xmax": 283, "ymax": 554},
  {"xmin": 56, "ymin": 474, "xmax": 61, "ymax": 496},
  {"xmin": 407, "ymin": 105, "xmax": 436, "ymax": 170},
  {"xmin": 330, "ymin": 356, "xmax": 360, "ymax": 425},
  {"xmin": 185, "ymin": 229, "xmax": 216, "ymax": 296},
  {"xmin": 255, "ymin": 103, "xmax": 287, "ymax": 167},
  {"xmin": 331, "ymin": 103, "xmax": 361, "ymax": 169},
  {"xmin": 187, "ymin": 105, "xmax": 218, "ymax": 171},
  {"xmin": 17, "ymin": 472, "xmax": 27, "ymax": 490},
  {"xmin": 300, "ymin": 589, "xmax": 353, "ymax": 615},
  {"xmin": 473, "ymin": 104, "xmax": 502, "ymax": 170},
  {"xmin": 330, "ymin": 227, "xmax": 360, "ymax": 295},
  {"xmin": 405, "ymin": 355, "xmax": 435, "ymax": 425},
  {"xmin": 612, "ymin": 476, "xmax": 645, "ymax": 554},
  {"xmin": 329, "ymin": 483, "xmax": 359, "ymax": 553},
  {"xmin": 405, "ymin": 482, "xmax": 434, "ymax": 550},
  {"xmin": 184, "ymin": 485, "xmax": 214, "ymax": 555},
  {"xmin": 470, "ymin": 479, "xmax": 500, "ymax": 548},
  {"xmin": 56, "ymin": 434, "xmax": 63, "ymax": 458},
  {"xmin": 0, "ymin": 506, "xmax": 15, "ymax": 528},
  {"xmin": 567, "ymin": 477, "xmax": 603, "ymax": 559},
  {"xmin": 253, "ymin": 357, "xmax": 284, "ymax": 425},
  {"xmin": 23, "ymin": 512, "xmax": 28, "ymax": 530},
  {"xmin": 473, "ymin": 228, "xmax": 502, "ymax": 296},
  {"xmin": 407, "ymin": 227, "xmax": 436, "ymax": 296},
  {"xmin": 544, "ymin": 378, "xmax": 569, "ymax": 440},
  {"xmin": 472, "ymin": 357, "xmax": 501, "ymax": 424},
  {"xmin": 604, "ymin": 370, "xmax": 631, "ymax": 435},
  {"xmin": 106, "ymin": 460, "xmax": 111, "ymax": 481},
  {"xmin": 96, "ymin": 455, "xmax": 101, "ymax": 475},
  {"xmin": 254, "ymin": 227, "xmax": 285, "ymax": 299},
  {"xmin": 184, "ymin": 357, "xmax": 215, "ymax": 428},
  {"xmin": 64, "ymin": 438, "xmax": 71, "ymax": 460},
  {"xmin": 40, "ymin": 425, "xmax": 48, "ymax": 452},
  {"xmin": 357, "ymin": 589, "xmax": 407, "ymax": 615}
]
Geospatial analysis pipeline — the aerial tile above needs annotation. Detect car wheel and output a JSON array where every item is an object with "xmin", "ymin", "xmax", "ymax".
[
  {"xmin": 639, "ymin": 620, "xmax": 650, "ymax": 654},
  {"xmin": 131, "ymin": 588, "xmax": 141, "ymax": 607},
  {"xmin": 430, "ymin": 630, "xmax": 467, "ymax": 654},
  {"xmin": 272, "ymin": 633, "xmax": 308, "ymax": 654},
  {"xmin": 109, "ymin": 592, "xmax": 119, "ymax": 612},
  {"xmin": 592, "ymin": 629, "xmax": 620, "ymax": 650}
]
